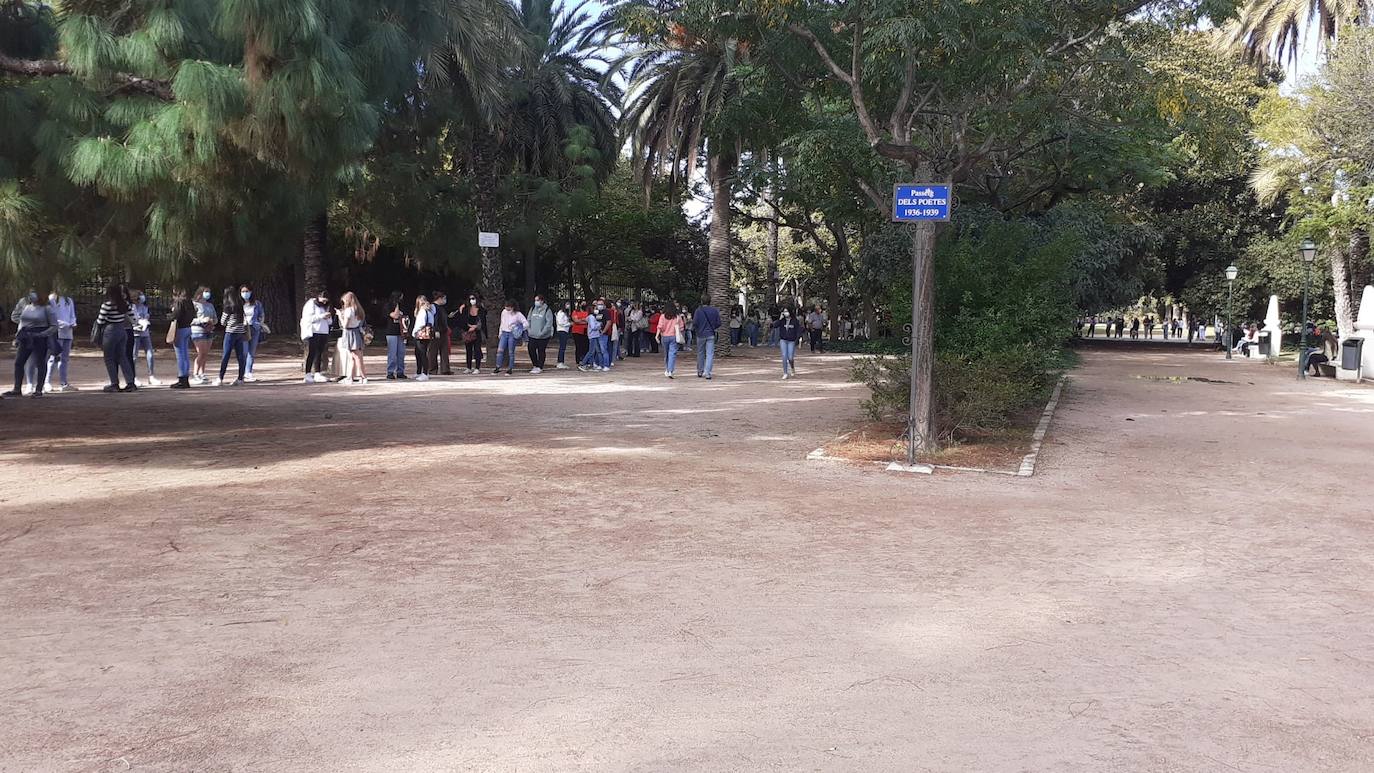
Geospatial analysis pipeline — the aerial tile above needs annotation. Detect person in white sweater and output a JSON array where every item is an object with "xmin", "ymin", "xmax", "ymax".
[
  {"xmin": 494, "ymin": 300, "xmax": 528, "ymax": 375},
  {"xmin": 300, "ymin": 292, "xmax": 334, "ymax": 383}
]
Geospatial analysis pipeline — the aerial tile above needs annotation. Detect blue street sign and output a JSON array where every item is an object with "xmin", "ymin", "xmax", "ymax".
[{"xmin": 892, "ymin": 184, "xmax": 952, "ymax": 222}]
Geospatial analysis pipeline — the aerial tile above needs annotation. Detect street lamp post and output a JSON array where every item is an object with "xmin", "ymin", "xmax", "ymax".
[
  {"xmin": 1299, "ymin": 239, "xmax": 1317, "ymax": 379},
  {"xmin": 1224, "ymin": 264, "xmax": 1238, "ymax": 360}
]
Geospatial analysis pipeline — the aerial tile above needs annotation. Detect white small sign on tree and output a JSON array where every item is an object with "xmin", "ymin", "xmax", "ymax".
[{"xmin": 478, "ymin": 231, "xmax": 500, "ymax": 248}]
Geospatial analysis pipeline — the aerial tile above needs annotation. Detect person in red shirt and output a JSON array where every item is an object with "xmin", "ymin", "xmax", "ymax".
[
  {"xmin": 570, "ymin": 300, "xmax": 590, "ymax": 366},
  {"xmin": 647, "ymin": 306, "xmax": 662, "ymax": 354},
  {"xmin": 604, "ymin": 297, "xmax": 622, "ymax": 366}
]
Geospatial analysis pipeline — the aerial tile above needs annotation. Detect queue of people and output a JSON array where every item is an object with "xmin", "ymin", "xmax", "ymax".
[{"xmin": 6, "ymin": 286, "xmax": 830, "ymax": 399}]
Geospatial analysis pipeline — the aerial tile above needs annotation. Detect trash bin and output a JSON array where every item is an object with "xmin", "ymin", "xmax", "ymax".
[
  {"xmin": 1258, "ymin": 331, "xmax": 1273, "ymax": 357},
  {"xmin": 1341, "ymin": 337, "xmax": 1364, "ymax": 371}
]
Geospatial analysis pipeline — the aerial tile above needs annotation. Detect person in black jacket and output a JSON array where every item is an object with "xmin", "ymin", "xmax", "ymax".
[
  {"xmin": 431, "ymin": 290, "xmax": 453, "ymax": 374},
  {"xmin": 458, "ymin": 295, "xmax": 487, "ymax": 373},
  {"xmin": 384, "ymin": 291, "xmax": 409, "ymax": 380},
  {"xmin": 774, "ymin": 307, "xmax": 803, "ymax": 379}
]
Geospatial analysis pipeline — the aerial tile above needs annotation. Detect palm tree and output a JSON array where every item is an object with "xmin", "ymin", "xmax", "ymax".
[
  {"xmin": 617, "ymin": 18, "xmax": 747, "ymax": 353},
  {"xmin": 1228, "ymin": 0, "xmax": 1370, "ymax": 63}
]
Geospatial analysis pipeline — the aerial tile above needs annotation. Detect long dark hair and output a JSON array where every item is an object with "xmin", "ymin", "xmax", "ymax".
[
  {"xmin": 104, "ymin": 283, "xmax": 128, "ymax": 311},
  {"xmin": 663, "ymin": 302, "xmax": 678, "ymax": 320},
  {"xmin": 221, "ymin": 286, "xmax": 243, "ymax": 319}
]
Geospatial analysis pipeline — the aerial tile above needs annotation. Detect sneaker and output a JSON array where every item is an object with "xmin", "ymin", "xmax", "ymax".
[
  {"xmin": 359, "ymin": 378, "xmax": 369, "ymax": 385},
  {"xmin": 149, "ymin": 376, "xmax": 162, "ymax": 385},
  {"xmin": 102, "ymin": 385, "xmax": 118, "ymax": 393},
  {"xmin": 397, "ymin": 373, "xmax": 408, "ymax": 380},
  {"xmin": 782, "ymin": 373, "xmax": 790, "ymax": 380},
  {"xmin": 665, "ymin": 370, "xmax": 670, "ymax": 377},
  {"xmin": 120, "ymin": 384, "xmax": 139, "ymax": 392},
  {"xmin": 212, "ymin": 378, "xmax": 223, "ymax": 386},
  {"xmin": 386, "ymin": 373, "xmax": 396, "ymax": 380},
  {"xmin": 57, "ymin": 384, "xmax": 78, "ymax": 393},
  {"xmin": 242, "ymin": 374, "xmax": 256, "ymax": 383},
  {"xmin": 705, "ymin": 375, "xmax": 712, "ymax": 380},
  {"xmin": 505, "ymin": 369, "xmax": 513, "ymax": 375},
  {"xmin": 529, "ymin": 367, "xmax": 541, "ymax": 374},
  {"xmin": 31, "ymin": 391, "xmax": 43, "ymax": 398},
  {"xmin": 578, "ymin": 365, "xmax": 590, "ymax": 372},
  {"xmin": 416, "ymin": 374, "xmax": 429, "ymax": 382},
  {"xmin": 492, "ymin": 368, "xmax": 501, "ymax": 374},
  {"xmin": 600, "ymin": 367, "xmax": 610, "ymax": 372},
  {"xmin": 1, "ymin": 390, "xmax": 19, "ymax": 397},
  {"xmin": 304, "ymin": 376, "xmax": 315, "ymax": 384},
  {"xmin": 230, "ymin": 379, "xmax": 244, "ymax": 386},
  {"xmin": 668, "ymin": 373, "xmax": 675, "ymax": 379},
  {"xmin": 556, "ymin": 363, "xmax": 568, "ymax": 369}
]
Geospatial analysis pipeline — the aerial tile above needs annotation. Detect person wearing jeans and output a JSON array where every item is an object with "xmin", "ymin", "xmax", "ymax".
[
  {"xmin": 692, "ymin": 295, "xmax": 722, "ymax": 379},
  {"xmin": 240, "ymin": 285, "xmax": 265, "ymax": 381},
  {"xmin": 579, "ymin": 310, "xmax": 605, "ymax": 371},
  {"xmin": 168, "ymin": 288, "xmax": 196, "ymax": 389},
  {"xmin": 6, "ymin": 292, "xmax": 55, "ymax": 398},
  {"xmin": 655, "ymin": 303, "xmax": 685, "ymax": 378},
  {"xmin": 217, "ymin": 286, "xmax": 249, "ymax": 386},
  {"xmin": 129, "ymin": 290, "xmax": 159, "ymax": 385},
  {"xmin": 46, "ymin": 291, "xmax": 78, "ymax": 392},
  {"xmin": 384, "ymin": 291, "xmax": 408, "ymax": 380},
  {"xmin": 555, "ymin": 302, "xmax": 572, "ymax": 369},
  {"xmin": 94, "ymin": 285, "xmax": 136, "ymax": 392},
  {"xmin": 775, "ymin": 309, "xmax": 802, "ymax": 379},
  {"xmin": 495, "ymin": 300, "xmax": 527, "ymax": 375}
]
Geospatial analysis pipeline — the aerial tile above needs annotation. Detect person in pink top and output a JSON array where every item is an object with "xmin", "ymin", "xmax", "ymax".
[{"xmin": 655, "ymin": 301, "xmax": 686, "ymax": 379}]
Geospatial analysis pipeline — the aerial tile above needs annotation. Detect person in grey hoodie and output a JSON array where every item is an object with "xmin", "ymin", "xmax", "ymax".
[
  {"xmin": 6, "ymin": 290, "xmax": 56, "ymax": 398},
  {"xmin": 525, "ymin": 294, "xmax": 555, "ymax": 374}
]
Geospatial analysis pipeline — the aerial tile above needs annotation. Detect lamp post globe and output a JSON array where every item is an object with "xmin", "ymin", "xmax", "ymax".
[{"xmin": 1224, "ymin": 265, "xmax": 1238, "ymax": 360}]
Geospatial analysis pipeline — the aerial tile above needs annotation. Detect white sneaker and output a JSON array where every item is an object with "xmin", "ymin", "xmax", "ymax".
[
  {"xmin": 303, "ymin": 376, "xmax": 313, "ymax": 384},
  {"xmin": 148, "ymin": 376, "xmax": 162, "ymax": 385},
  {"xmin": 665, "ymin": 370, "xmax": 671, "ymax": 377},
  {"xmin": 782, "ymin": 373, "xmax": 790, "ymax": 380},
  {"xmin": 600, "ymin": 366, "xmax": 610, "ymax": 372},
  {"xmin": 529, "ymin": 367, "xmax": 541, "ymax": 374},
  {"xmin": 230, "ymin": 379, "xmax": 243, "ymax": 386},
  {"xmin": 243, "ymin": 374, "xmax": 257, "ymax": 383},
  {"xmin": 57, "ymin": 384, "xmax": 78, "ymax": 393},
  {"xmin": 416, "ymin": 374, "xmax": 429, "ymax": 382},
  {"xmin": 212, "ymin": 378, "xmax": 222, "ymax": 386},
  {"xmin": 359, "ymin": 378, "xmax": 369, "ymax": 384},
  {"xmin": 556, "ymin": 363, "xmax": 568, "ymax": 369}
]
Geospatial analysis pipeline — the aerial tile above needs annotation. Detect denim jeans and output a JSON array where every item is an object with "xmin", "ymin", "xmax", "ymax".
[
  {"xmin": 133, "ymin": 333, "xmax": 155, "ymax": 376},
  {"xmin": 13, "ymin": 330, "xmax": 50, "ymax": 393},
  {"xmin": 697, "ymin": 333, "xmax": 716, "ymax": 376},
  {"xmin": 245, "ymin": 326, "xmax": 262, "ymax": 374},
  {"xmin": 386, "ymin": 334, "xmax": 407, "ymax": 375},
  {"xmin": 604, "ymin": 335, "xmax": 615, "ymax": 367},
  {"xmin": 664, "ymin": 339, "xmax": 680, "ymax": 374},
  {"xmin": 780, "ymin": 339, "xmax": 797, "ymax": 375},
  {"xmin": 497, "ymin": 331, "xmax": 519, "ymax": 370},
  {"xmin": 730, "ymin": 326, "xmax": 742, "ymax": 346},
  {"xmin": 45, "ymin": 336, "xmax": 74, "ymax": 388},
  {"xmin": 102, "ymin": 325, "xmax": 135, "ymax": 387},
  {"xmin": 174, "ymin": 327, "xmax": 192, "ymax": 377},
  {"xmin": 219, "ymin": 331, "xmax": 248, "ymax": 380},
  {"xmin": 556, "ymin": 331, "xmax": 569, "ymax": 364},
  {"xmin": 582, "ymin": 335, "xmax": 606, "ymax": 368},
  {"xmin": 746, "ymin": 323, "xmax": 759, "ymax": 347},
  {"xmin": 767, "ymin": 326, "xmax": 779, "ymax": 347}
]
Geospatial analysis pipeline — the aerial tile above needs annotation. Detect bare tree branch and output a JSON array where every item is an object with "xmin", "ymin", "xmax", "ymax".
[{"xmin": 0, "ymin": 52, "xmax": 174, "ymax": 101}]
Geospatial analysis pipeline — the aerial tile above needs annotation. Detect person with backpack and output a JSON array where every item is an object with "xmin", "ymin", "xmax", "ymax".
[
  {"xmin": 495, "ymin": 299, "xmax": 527, "ymax": 375},
  {"xmin": 526, "ymin": 294, "xmax": 555, "ymax": 374},
  {"xmin": 774, "ymin": 307, "xmax": 803, "ymax": 379},
  {"xmin": 384, "ymin": 291, "xmax": 409, "ymax": 380}
]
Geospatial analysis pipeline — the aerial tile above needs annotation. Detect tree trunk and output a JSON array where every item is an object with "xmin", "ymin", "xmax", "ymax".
[
  {"xmin": 908, "ymin": 219, "xmax": 938, "ymax": 458},
  {"xmin": 825, "ymin": 223, "xmax": 846, "ymax": 342},
  {"xmin": 765, "ymin": 155, "xmax": 780, "ymax": 306},
  {"xmin": 302, "ymin": 214, "xmax": 328, "ymax": 298},
  {"xmin": 254, "ymin": 264, "xmax": 294, "ymax": 335},
  {"xmin": 471, "ymin": 131, "xmax": 505, "ymax": 362},
  {"xmin": 1333, "ymin": 231, "xmax": 1356, "ymax": 339},
  {"xmin": 707, "ymin": 144, "xmax": 737, "ymax": 357}
]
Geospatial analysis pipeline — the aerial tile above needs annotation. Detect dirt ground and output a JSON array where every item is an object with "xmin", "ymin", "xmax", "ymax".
[{"xmin": 3, "ymin": 343, "xmax": 1374, "ymax": 771}]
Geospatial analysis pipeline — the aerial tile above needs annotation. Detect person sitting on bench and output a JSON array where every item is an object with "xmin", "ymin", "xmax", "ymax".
[{"xmin": 1233, "ymin": 324, "xmax": 1259, "ymax": 357}]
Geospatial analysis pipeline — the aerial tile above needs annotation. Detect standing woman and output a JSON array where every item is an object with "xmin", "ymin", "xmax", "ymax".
[
  {"xmin": 47, "ymin": 288, "xmax": 78, "ymax": 392},
  {"xmin": 525, "ymin": 294, "xmax": 554, "ymax": 374},
  {"xmin": 655, "ymin": 302, "xmax": 685, "ymax": 379},
  {"xmin": 168, "ymin": 287, "xmax": 195, "ymax": 389},
  {"xmin": 216, "ymin": 286, "xmax": 249, "ymax": 386},
  {"xmin": 5, "ymin": 290, "xmax": 56, "ymax": 398},
  {"xmin": 240, "ymin": 284, "xmax": 266, "ymax": 381},
  {"xmin": 190, "ymin": 286, "xmax": 216, "ymax": 383},
  {"xmin": 774, "ymin": 307, "xmax": 802, "ymax": 379},
  {"xmin": 626, "ymin": 302, "xmax": 644, "ymax": 358},
  {"xmin": 336, "ymin": 292, "xmax": 369, "ymax": 383},
  {"xmin": 129, "ymin": 288, "xmax": 159, "ymax": 385},
  {"xmin": 459, "ymin": 294, "xmax": 486, "ymax": 373},
  {"xmin": 571, "ymin": 300, "xmax": 590, "ymax": 365},
  {"xmin": 95, "ymin": 284, "xmax": 137, "ymax": 392},
  {"xmin": 412, "ymin": 294, "xmax": 435, "ymax": 381},
  {"xmin": 495, "ymin": 299, "xmax": 527, "ymax": 375},
  {"xmin": 555, "ymin": 301, "xmax": 572, "ymax": 369},
  {"xmin": 299, "ymin": 290, "xmax": 333, "ymax": 383},
  {"xmin": 384, "ymin": 290, "xmax": 408, "ymax": 380}
]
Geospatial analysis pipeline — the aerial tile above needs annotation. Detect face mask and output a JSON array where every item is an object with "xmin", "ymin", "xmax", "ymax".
[
  {"xmin": 241, "ymin": 291, "xmax": 251, "ymax": 300},
  {"xmin": 28, "ymin": 292, "xmax": 37, "ymax": 301},
  {"xmin": 318, "ymin": 298, "xmax": 328, "ymax": 306},
  {"xmin": 469, "ymin": 298, "xmax": 477, "ymax": 305},
  {"xmin": 535, "ymin": 300, "xmax": 544, "ymax": 307},
  {"xmin": 782, "ymin": 311, "xmax": 790, "ymax": 318},
  {"xmin": 139, "ymin": 294, "xmax": 146, "ymax": 303},
  {"xmin": 202, "ymin": 291, "xmax": 211, "ymax": 300}
]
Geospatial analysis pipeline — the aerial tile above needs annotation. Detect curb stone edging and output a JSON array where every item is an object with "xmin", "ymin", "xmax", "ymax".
[{"xmin": 1017, "ymin": 375, "xmax": 1067, "ymax": 477}]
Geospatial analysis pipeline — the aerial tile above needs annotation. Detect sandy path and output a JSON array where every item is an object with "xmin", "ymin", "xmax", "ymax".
[{"xmin": 2, "ymin": 344, "xmax": 1372, "ymax": 771}]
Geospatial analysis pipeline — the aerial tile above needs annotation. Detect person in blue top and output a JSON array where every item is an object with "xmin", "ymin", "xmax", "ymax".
[
  {"xmin": 240, "ymin": 284, "xmax": 266, "ymax": 382},
  {"xmin": 128, "ymin": 288, "xmax": 159, "ymax": 386},
  {"xmin": 692, "ymin": 294, "xmax": 722, "ymax": 379}
]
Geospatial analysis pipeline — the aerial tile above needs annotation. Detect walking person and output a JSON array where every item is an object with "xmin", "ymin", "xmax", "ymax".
[
  {"xmin": 129, "ymin": 289, "xmax": 160, "ymax": 385},
  {"xmin": 5, "ymin": 290, "xmax": 56, "ymax": 398},
  {"xmin": 336, "ymin": 292, "xmax": 369, "ymax": 383},
  {"xmin": 495, "ymin": 299, "xmax": 527, "ymax": 375},
  {"xmin": 216, "ymin": 286, "xmax": 249, "ymax": 386},
  {"xmin": 656, "ymin": 302, "xmax": 685, "ymax": 378},
  {"xmin": 459, "ymin": 295, "xmax": 486, "ymax": 373},
  {"xmin": 240, "ymin": 284, "xmax": 266, "ymax": 381},
  {"xmin": 526, "ymin": 294, "xmax": 554, "ymax": 374},
  {"xmin": 46, "ymin": 289, "xmax": 78, "ymax": 392},
  {"xmin": 411, "ymin": 294, "xmax": 435, "ymax": 381},
  {"xmin": 693, "ymin": 294, "xmax": 722, "ymax": 379},
  {"xmin": 384, "ymin": 290, "xmax": 409, "ymax": 380},
  {"xmin": 775, "ymin": 307, "xmax": 802, "ymax": 379},
  {"xmin": 190, "ymin": 286, "xmax": 216, "ymax": 384},
  {"xmin": 806, "ymin": 305, "xmax": 827, "ymax": 353},
  {"xmin": 168, "ymin": 287, "xmax": 195, "ymax": 389},
  {"xmin": 555, "ymin": 301, "xmax": 572, "ymax": 369},
  {"xmin": 431, "ymin": 291, "xmax": 453, "ymax": 375},
  {"xmin": 300, "ymin": 291, "xmax": 333, "ymax": 383},
  {"xmin": 571, "ymin": 300, "xmax": 590, "ymax": 365},
  {"xmin": 1130, "ymin": 318, "xmax": 1140, "ymax": 339},
  {"xmin": 94, "ymin": 284, "xmax": 137, "ymax": 392}
]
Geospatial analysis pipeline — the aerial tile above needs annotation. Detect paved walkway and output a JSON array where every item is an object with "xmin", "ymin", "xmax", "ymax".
[{"xmin": 2, "ymin": 346, "xmax": 1372, "ymax": 771}]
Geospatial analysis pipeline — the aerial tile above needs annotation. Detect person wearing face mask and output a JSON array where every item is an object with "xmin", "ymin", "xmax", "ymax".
[
  {"xmin": 94, "ymin": 283, "xmax": 137, "ymax": 392},
  {"xmin": 626, "ymin": 302, "xmax": 644, "ymax": 358},
  {"xmin": 430, "ymin": 291, "xmax": 453, "ymax": 375},
  {"xmin": 215, "ymin": 286, "xmax": 249, "ymax": 386},
  {"xmin": 46, "ymin": 289, "xmax": 78, "ymax": 392},
  {"xmin": 300, "ymin": 291, "xmax": 333, "ymax": 383},
  {"xmin": 774, "ymin": 307, "xmax": 802, "ymax": 379},
  {"xmin": 129, "ymin": 289, "xmax": 160, "ymax": 386},
  {"xmin": 459, "ymin": 295, "xmax": 486, "ymax": 374},
  {"xmin": 494, "ymin": 299, "xmax": 527, "ymax": 375},
  {"xmin": 384, "ymin": 291, "xmax": 409, "ymax": 380},
  {"xmin": 240, "ymin": 284, "xmax": 266, "ymax": 382},
  {"xmin": 578, "ymin": 303, "xmax": 606, "ymax": 372},
  {"xmin": 647, "ymin": 305, "xmax": 662, "ymax": 355},
  {"xmin": 190, "ymin": 286, "xmax": 216, "ymax": 384},
  {"xmin": 5, "ymin": 288, "xmax": 56, "ymax": 398},
  {"xmin": 167, "ymin": 287, "xmax": 195, "ymax": 389},
  {"xmin": 555, "ymin": 301, "xmax": 572, "ymax": 369},
  {"xmin": 570, "ymin": 300, "xmax": 590, "ymax": 366},
  {"xmin": 525, "ymin": 295, "xmax": 554, "ymax": 374}
]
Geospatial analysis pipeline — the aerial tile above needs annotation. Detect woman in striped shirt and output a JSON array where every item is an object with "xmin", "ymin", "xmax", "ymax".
[
  {"xmin": 216, "ymin": 286, "xmax": 249, "ymax": 386},
  {"xmin": 95, "ymin": 284, "xmax": 137, "ymax": 392}
]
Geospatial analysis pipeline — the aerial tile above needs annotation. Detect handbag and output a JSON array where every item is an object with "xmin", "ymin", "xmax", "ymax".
[
  {"xmin": 675, "ymin": 322, "xmax": 686, "ymax": 345},
  {"xmin": 462, "ymin": 328, "xmax": 478, "ymax": 343},
  {"xmin": 165, "ymin": 319, "xmax": 178, "ymax": 345},
  {"xmin": 416, "ymin": 325, "xmax": 433, "ymax": 340}
]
